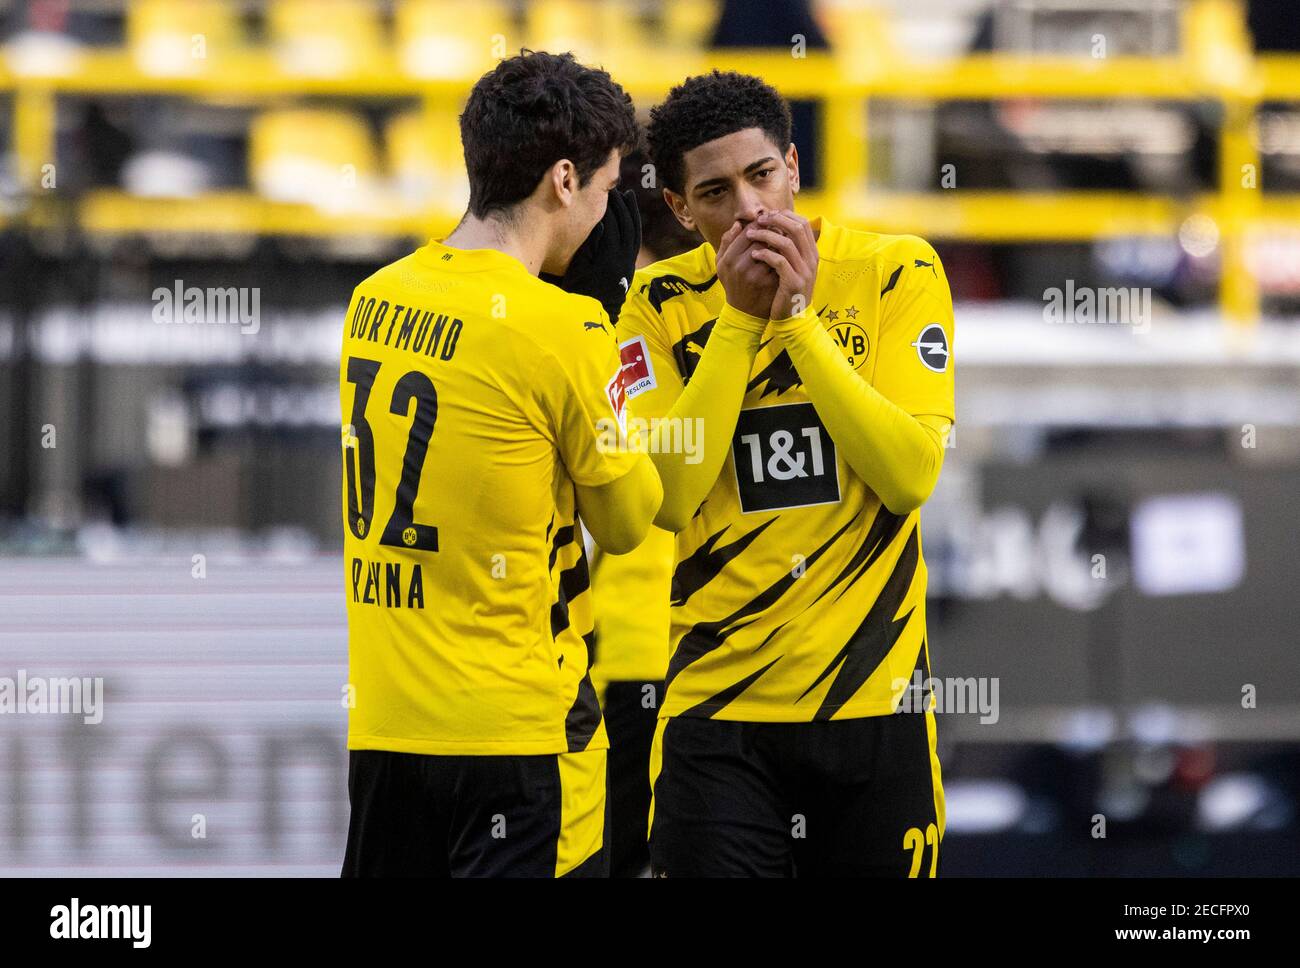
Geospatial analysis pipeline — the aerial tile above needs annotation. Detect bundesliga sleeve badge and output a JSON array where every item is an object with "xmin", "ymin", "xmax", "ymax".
[{"xmin": 618, "ymin": 335, "xmax": 657, "ymax": 398}]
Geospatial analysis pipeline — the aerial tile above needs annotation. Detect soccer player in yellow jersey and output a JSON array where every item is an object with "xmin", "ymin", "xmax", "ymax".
[
  {"xmin": 339, "ymin": 51, "xmax": 662, "ymax": 878},
  {"xmin": 617, "ymin": 72, "xmax": 954, "ymax": 876}
]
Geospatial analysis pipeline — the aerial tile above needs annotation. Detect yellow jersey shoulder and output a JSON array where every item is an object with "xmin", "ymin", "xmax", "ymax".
[
  {"xmin": 632, "ymin": 241, "xmax": 715, "ymax": 288},
  {"xmin": 351, "ymin": 246, "xmax": 610, "ymax": 352},
  {"xmin": 819, "ymin": 224, "xmax": 949, "ymax": 311},
  {"xmin": 627, "ymin": 243, "xmax": 718, "ymax": 317},
  {"xmin": 351, "ymin": 249, "xmax": 424, "ymax": 293},
  {"xmin": 504, "ymin": 276, "xmax": 612, "ymax": 355},
  {"xmin": 821, "ymin": 224, "xmax": 939, "ymax": 267}
]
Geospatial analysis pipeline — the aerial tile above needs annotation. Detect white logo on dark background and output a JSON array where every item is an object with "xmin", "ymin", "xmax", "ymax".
[
  {"xmin": 912, "ymin": 324, "xmax": 949, "ymax": 372},
  {"xmin": 50, "ymin": 898, "xmax": 151, "ymax": 948}
]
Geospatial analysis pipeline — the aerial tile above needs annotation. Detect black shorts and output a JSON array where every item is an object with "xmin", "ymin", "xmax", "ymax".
[
  {"xmin": 648, "ymin": 709, "xmax": 945, "ymax": 877},
  {"xmin": 602, "ymin": 679, "xmax": 665, "ymax": 877},
  {"xmin": 341, "ymin": 747, "xmax": 608, "ymax": 878}
]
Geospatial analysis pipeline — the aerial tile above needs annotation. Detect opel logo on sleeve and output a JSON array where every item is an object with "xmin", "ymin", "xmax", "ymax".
[{"xmin": 912, "ymin": 324, "xmax": 950, "ymax": 372}]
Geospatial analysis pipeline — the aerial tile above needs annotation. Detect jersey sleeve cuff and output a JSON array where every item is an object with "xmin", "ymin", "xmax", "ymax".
[
  {"xmin": 717, "ymin": 302, "xmax": 771, "ymax": 335},
  {"xmin": 767, "ymin": 309, "xmax": 818, "ymax": 338}
]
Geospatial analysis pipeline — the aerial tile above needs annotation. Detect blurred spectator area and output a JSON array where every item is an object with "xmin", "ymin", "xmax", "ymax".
[
  {"xmin": 2, "ymin": 0, "xmax": 1300, "ymax": 543},
  {"xmin": 0, "ymin": 1, "xmax": 1297, "ymax": 319}
]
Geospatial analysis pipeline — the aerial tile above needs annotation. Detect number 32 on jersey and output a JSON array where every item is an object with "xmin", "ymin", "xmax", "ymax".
[{"xmin": 342, "ymin": 355, "xmax": 441, "ymax": 552}]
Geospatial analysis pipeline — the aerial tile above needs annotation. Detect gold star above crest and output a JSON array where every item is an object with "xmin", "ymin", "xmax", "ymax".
[
  {"xmin": 827, "ymin": 309, "xmax": 840, "ymax": 321},
  {"xmin": 845, "ymin": 306, "xmax": 859, "ymax": 319}
]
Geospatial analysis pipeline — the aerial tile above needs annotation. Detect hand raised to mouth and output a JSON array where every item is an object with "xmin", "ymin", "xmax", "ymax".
[
  {"xmin": 744, "ymin": 210, "xmax": 819, "ymax": 321},
  {"xmin": 714, "ymin": 217, "xmax": 780, "ymax": 320}
]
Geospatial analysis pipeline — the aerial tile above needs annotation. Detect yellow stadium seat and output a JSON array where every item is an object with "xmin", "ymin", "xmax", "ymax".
[
  {"xmin": 396, "ymin": 0, "xmax": 514, "ymax": 80},
  {"xmin": 267, "ymin": 0, "xmax": 385, "ymax": 77},
  {"xmin": 819, "ymin": 3, "xmax": 900, "ymax": 79},
  {"xmin": 127, "ymin": 0, "xmax": 242, "ymax": 76},
  {"xmin": 594, "ymin": 0, "xmax": 652, "ymax": 55},
  {"xmin": 386, "ymin": 106, "xmax": 470, "ymax": 212},
  {"xmin": 249, "ymin": 108, "xmax": 381, "ymax": 213},
  {"xmin": 526, "ymin": 0, "xmax": 600, "ymax": 62},
  {"xmin": 661, "ymin": 0, "xmax": 721, "ymax": 51}
]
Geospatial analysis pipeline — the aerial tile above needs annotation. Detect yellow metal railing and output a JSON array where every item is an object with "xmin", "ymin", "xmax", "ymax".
[{"xmin": 0, "ymin": 0, "xmax": 1297, "ymax": 323}]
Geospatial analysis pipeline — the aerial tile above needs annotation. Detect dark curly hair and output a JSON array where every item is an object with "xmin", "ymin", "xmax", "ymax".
[
  {"xmin": 459, "ymin": 50, "xmax": 639, "ymax": 219},
  {"xmin": 647, "ymin": 71, "xmax": 793, "ymax": 195}
]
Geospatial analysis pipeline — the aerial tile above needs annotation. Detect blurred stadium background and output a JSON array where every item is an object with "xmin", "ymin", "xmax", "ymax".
[{"xmin": 1, "ymin": 0, "xmax": 1299, "ymax": 876}]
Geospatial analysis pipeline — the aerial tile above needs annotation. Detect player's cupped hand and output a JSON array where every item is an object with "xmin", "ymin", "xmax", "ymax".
[
  {"xmin": 746, "ymin": 210, "xmax": 818, "ymax": 320},
  {"xmin": 716, "ymin": 218, "xmax": 779, "ymax": 320}
]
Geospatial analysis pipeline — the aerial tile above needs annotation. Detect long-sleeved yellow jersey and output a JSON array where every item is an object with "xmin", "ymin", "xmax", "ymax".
[
  {"xmin": 616, "ymin": 218, "xmax": 955, "ymax": 722},
  {"xmin": 340, "ymin": 239, "xmax": 642, "ymax": 755}
]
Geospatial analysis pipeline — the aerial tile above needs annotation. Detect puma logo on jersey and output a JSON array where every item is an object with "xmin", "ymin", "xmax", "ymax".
[
  {"xmin": 914, "ymin": 258, "xmax": 937, "ymax": 277},
  {"xmin": 583, "ymin": 320, "xmax": 607, "ymax": 333}
]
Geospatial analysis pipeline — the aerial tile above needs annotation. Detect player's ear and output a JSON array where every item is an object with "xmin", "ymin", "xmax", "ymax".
[
  {"xmin": 786, "ymin": 143, "xmax": 800, "ymax": 195},
  {"xmin": 548, "ymin": 159, "xmax": 578, "ymax": 207},
  {"xmin": 663, "ymin": 187, "xmax": 696, "ymax": 232}
]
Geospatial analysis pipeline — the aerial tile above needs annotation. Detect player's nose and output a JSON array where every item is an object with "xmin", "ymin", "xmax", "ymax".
[{"xmin": 734, "ymin": 187, "xmax": 766, "ymax": 225}]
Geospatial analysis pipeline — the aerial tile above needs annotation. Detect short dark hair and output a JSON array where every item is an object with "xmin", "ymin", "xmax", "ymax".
[
  {"xmin": 647, "ymin": 71, "xmax": 793, "ymax": 195},
  {"xmin": 459, "ymin": 50, "xmax": 638, "ymax": 219}
]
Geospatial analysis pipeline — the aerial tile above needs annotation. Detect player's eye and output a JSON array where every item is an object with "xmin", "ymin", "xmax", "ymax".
[
  {"xmin": 702, "ymin": 186, "xmax": 725, "ymax": 199},
  {"xmin": 754, "ymin": 168, "xmax": 775, "ymax": 180}
]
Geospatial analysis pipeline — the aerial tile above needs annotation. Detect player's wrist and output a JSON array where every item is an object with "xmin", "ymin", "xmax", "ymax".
[
  {"xmin": 768, "ymin": 307, "xmax": 817, "ymax": 338},
  {"xmin": 718, "ymin": 302, "xmax": 770, "ymax": 335}
]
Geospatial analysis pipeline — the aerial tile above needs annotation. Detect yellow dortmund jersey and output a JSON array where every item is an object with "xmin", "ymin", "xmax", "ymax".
[
  {"xmin": 590, "ymin": 526, "xmax": 675, "ymax": 690},
  {"xmin": 616, "ymin": 217, "xmax": 955, "ymax": 723},
  {"xmin": 341, "ymin": 239, "xmax": 640, "ymax": 755}
]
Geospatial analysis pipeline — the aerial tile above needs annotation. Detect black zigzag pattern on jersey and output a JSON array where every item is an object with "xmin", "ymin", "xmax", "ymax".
[
  {"xmin": 670, "ymin": 518, "xmax": 778, "ymax": 608},
  {"xmin": 644, "ymin": 273, "xmax": 718, "ymax": 313},
  {"xmin": 893, "ymin": 635, "xmax": 936, "ymax": 717},
  {"xmin": 744, "ymin": 307, "xmax": 827, "ymax": 399},
  {"xmin": 681, "ymin": 655, "xmax": 783, "ymax": 719},
  {"xmin": 880, "ymin": 263, "xmax": 904, "ymax": 297},
  {"xmin": 815, "ymin": 505, "xmax": 908, "ymax": 606},
  {"xmin": 799, "ymin": 525, "xmax": 921, "ymax": 721},
  {"xmin": 565, "ymin": 630, "xmax": 603, "ymax": 751},
  {"xmin": 549, "ymin": 523, "xmax": 591, "ymax": 637},
  {"xmin": 753, "ymin": 620, "xmax": 791, "ymax": 653},
  {"xmin": 548, "ymin": 522, "xmax": 575, "ymax": 576},
  {"xmin": 665, "ymin": 512, "xmax": 861, "ymax": 691},
  {"xmin": 671, "ymin": 318, "xmax": 716, "ymax": 383},
  {"xmin": 547, "ymin": 524, "xmax": 602, "ymax": 751},
  {"xmin": 746, "ymin": 341, "xmax": 802, "ymax": 398}
]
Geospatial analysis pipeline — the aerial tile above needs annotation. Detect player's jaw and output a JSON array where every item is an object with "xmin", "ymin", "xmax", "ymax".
[
  {"xmin": 663, "ymin": 127, "xmax": 800, "ymax": 253},
  {"xmin": 540, "ymin": 149, "xmax": 623, "ymax": 277}
]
